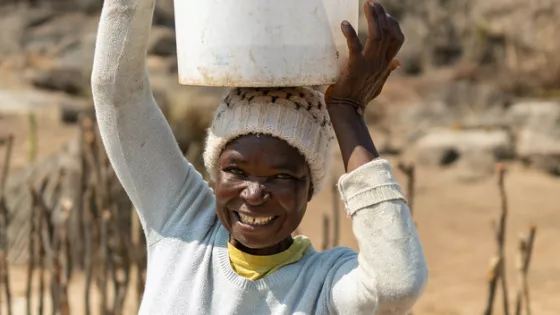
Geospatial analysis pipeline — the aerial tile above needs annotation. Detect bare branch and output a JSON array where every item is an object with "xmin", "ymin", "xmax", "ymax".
[
  {"xmin": 397, "ymin": 162, "xmax": 416, "ymax": 217},
  {"xmin": 331, "ymin": 180, "xmax": 340, "ymax": 248},
  {"xmin": 496, "ymin": 163, "xmax": 510, "ymax": 315}
]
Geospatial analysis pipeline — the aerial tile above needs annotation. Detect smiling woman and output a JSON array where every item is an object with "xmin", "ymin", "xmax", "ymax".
[
  {"xmin": 90, "ymin": 0, "xmax": 427, "ymax": 313},
  {"xmin": 216, "ymin": 134, "xmax": 311, "ymax": 255},
  {"xmin": 205, "ymin": 87, "xmax": 331, "ymax": 255}
]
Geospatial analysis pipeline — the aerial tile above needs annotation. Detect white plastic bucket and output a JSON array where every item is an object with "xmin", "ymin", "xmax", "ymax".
[{"xmin": 173, "ymin": 0, "xmax": 359, "ymax": 87}]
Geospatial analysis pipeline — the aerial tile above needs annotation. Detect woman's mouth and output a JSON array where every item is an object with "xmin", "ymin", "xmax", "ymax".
[{"xmin": 234, "ymin": 211, "xmax": 277, "ymax": 227}]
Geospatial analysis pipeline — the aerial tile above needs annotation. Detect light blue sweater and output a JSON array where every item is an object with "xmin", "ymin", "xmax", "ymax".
[{"xmin": 90, "ymin": 0, "xmax": 428, "ymax": 313}]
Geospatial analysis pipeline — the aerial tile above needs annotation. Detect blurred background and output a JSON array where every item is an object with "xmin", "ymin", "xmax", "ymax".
[{"xmin": 0, "ymin": 0, "xmax": 558, "ymax": 314}]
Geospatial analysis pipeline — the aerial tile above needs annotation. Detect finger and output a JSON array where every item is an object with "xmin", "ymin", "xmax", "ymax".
[
  {"xmin": 341, "ymin": 20, "xmax": 363, "ymax": 56},
  {"xmin": 364, "ymin": 0, "xmax": 383, "ymax": 41},
  {"xmin": 363, "ymin": 1, "xmax": 390, "ymax": 60},
  {"xmin": 385, "ymin": 18, "xmax": 405, "ymax": 62},
  {"xmin": 373, "ymin": 2, "xmax": 391, "ymax": 32}
]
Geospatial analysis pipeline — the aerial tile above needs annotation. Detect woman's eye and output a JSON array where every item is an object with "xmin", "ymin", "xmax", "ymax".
[
  {"xmin": 225, "ymin": 167, "xmax": 245, "ymax": 176},
  {"xmin": 273, "ymin": 173, "xmax": 294, "ymax": 180}
]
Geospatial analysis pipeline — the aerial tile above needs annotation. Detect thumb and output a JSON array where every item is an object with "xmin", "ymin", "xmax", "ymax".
[{"xmin": 388, "ymin": 59, "xmax": 401, "ymax": 72}]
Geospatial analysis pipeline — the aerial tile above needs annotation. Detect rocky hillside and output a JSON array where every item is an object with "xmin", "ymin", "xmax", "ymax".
[{"xmin": 377, "ymin": 0, "xmax": 560, "ymax": 96}]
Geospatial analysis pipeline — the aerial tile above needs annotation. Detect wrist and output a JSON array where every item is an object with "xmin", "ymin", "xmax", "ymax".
[
  {"xmin": 326, "ymin": 98, "xmax": 365, "ymax": 116},
  {"xmin": 326, "ymin": 97, "xmax": 364, "ymax": 108},
  {"xmin": 327, "ymin": 101, "xmax": 366, "ymax": 123}
]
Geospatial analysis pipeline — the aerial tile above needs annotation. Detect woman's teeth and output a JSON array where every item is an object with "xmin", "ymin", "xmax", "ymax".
[{"xmin": 238, "ymin": 213, "xmax": 274, "ymax": 225}]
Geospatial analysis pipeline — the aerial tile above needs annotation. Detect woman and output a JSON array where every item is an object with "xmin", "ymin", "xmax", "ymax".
[{"xmin": 91, "ymin": 0, "xmax": 428, "ymax": 313}]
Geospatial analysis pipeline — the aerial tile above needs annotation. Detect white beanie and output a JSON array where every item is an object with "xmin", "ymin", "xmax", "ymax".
[{"xmin": 203, "ymin": 87, "xmax": 335, "ymax": 195}]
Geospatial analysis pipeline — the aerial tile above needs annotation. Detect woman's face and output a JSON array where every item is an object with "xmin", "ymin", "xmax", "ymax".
[{"xmin": 214, "ymin": 134, "xmax": 313, "ymax": 255}]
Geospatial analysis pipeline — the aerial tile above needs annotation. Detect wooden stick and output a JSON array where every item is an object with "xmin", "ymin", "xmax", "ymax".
[
  {"xmin": 331, "ymin": 180, "xmax": 340, "ymax": 248},
  {"xmin": 321, "ymin": 215, "xmax": 330, "ymax": 251},
  {"xmin": 58, "ymin": 199, "xmax": 72, "ymax": 315},
  {"xmin": 49, "ymin": 176, "xmax": 64, "ymax": 315},
  {"xmin": 29, "ymin": 180, "xmax": 49, "ymax": 315},
  {"xmin": 83, "ymin": 188, "xmax": 93, "ymax": 315},
  {"xmin": 0, "ymin": 200, "xmax": 12, "ymax": 315},
  {"xmin": 68, "ymin": 114, "xmax": 88, "ymax": 271},
  {"xmin": 109, "ymin": 204, "xmax": 131, "ymax": 315},
  {"xmin": 27, "ymin": 112, "xmax": 37, "ymax": 163},
  {"xmin": 0, "ymin": 135, "xmax": 14, "ymax": 196},
  {"xmin": 30, "ymin": 188, "xmax": 57, "ymax": 315},
  {"xmin": 522, "ymin": 227, "xmax": 536, "ymax": 315},
  {"xmin": 37, "ymin": 200, "xmax": 46, "ymax": 315},
  {"xmin": 100, "ymin": 210, "xmax": 111, "ymax": 315},
  {"xmin": 131, "ymin": 208, "xmax": 146, "ymax": 310},
  {"xmin": 484, "ymin": 256, "xmax": 502, "ymax": 315},
  {"xmin": 515, "ymin": 237, "xmax": 525, "ymax": 315},
  {"xmin": 515, "ymin": 226, "xmax": 537, "ymax": 315},
  {"xmin": 26, "ymin": 186, "xmax": 38, "ymax": 315},
  {"xmin": 496, "ymin": 163, "xmax": 510, "ymax": 315},
  {"xmin": 0, "ymin": 135, "xmax": 14, "ymax": 315},
  {"xmin": 398, "ymin": 162, "xmax": 415, "ymax": 217}
]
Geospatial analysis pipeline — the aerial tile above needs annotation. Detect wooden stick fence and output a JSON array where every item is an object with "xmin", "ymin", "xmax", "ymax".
[
  {"xmin": 0, "ymin": 116, "xmax": 146, "ymax": 315},
  {"xmin": 484, "ymin": 163, "xmax": 538, "ymax": 315}
]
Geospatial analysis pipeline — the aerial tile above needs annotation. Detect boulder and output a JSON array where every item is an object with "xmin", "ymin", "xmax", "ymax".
[
  {"xmin": 406, "ymin": 128, "xmax": 514, "ymax": 176},
  {"xmin": 27, "ymin": 65, "xmax": 88, "ymax": 95},
  {"xmin": 24, "ymin": 18, "xmax": 97, "ymax": 95},
  {"xmin": 507, "ymin": 101, "xmax": 560, "ymax": 175}
]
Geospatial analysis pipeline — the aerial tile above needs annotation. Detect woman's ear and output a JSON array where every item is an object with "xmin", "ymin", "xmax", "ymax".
[{"xmin": 307, "ymin": 184, "xmax": 314, "ymax": 202}]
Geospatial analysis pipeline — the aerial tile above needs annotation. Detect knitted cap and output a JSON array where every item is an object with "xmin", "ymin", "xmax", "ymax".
[{"xmin": 203, "ymin": 87, "xmax": 335, "ymax": 195}]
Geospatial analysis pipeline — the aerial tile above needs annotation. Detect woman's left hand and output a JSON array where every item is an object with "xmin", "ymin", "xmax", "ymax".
[{"xmin": 325, "ymin": 0, "xmax": 404, "ymax": 114}]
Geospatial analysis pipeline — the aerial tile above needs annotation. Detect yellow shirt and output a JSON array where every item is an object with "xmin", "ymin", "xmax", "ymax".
[{"xmin": 228, "ymin": 236, "xmax": 311, "ymax": 281}]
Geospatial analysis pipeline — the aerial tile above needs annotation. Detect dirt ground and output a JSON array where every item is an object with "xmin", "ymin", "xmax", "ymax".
[{"xmin": 1, "ymin": 90, "xmax": 559, "ymax": 315}]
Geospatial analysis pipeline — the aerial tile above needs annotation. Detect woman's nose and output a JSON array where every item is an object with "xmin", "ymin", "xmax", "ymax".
[{"xmin": 240, "ymin": 181, "xmax": 270, "ymax": 206}]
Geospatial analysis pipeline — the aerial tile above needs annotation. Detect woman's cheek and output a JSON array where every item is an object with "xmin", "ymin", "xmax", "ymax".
[{"xmin": 274, "ymin": 180, "xmax": 309, "ymax": 211}]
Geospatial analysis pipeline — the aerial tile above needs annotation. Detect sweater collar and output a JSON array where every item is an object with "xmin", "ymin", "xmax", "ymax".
[{"xmin": 213, "ymin": 224, "xmax": 316, "ymax": 290}]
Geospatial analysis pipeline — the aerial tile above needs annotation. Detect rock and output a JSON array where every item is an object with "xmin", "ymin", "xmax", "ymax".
[
  {"xmin": 506, "ymin": 101, "xmax": 560, "ymax": 130},
  {"xmin": 507, "ymin": 101, "xmax": 560, "ymax": 175},
  {"xmin": 147, "ymin": 26, "xmax": 176, "ymax": 56},
  {"xmin": 59, "ymin": 99, "xmax": 93, "ymax": 124},
  {"xmin": 440, "ymin": 80, "xmax": 510, "ymax": 110},
  {"xmin": 406, "ymin": 128, "xmax": 514, "ymax": 175},
  {"xmin": 25, "ymin": 23, "xmax": 97, "ymax": 95},
  {"xmin": 27, "ymin": 65, "xmax": 88, "ymax": 95}
]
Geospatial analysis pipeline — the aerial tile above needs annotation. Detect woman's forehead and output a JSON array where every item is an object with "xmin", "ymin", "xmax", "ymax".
[{"xmin": 221, "ymin": 134, "xmax": 307, "ymax": 171}]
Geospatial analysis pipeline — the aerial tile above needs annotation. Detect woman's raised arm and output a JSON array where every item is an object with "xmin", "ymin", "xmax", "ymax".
[
  {"xmin": 325, "ymin": 1, "xmax": 427, "ymax": 313},
  {"xmin": 91, "ymin": 0, "xmax": 215, "ymax": 245}
]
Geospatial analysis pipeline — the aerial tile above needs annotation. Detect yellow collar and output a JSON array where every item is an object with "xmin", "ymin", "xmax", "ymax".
[{"xmin": 228, "ymin": 235, "xmax": 311, "ymax": 281}]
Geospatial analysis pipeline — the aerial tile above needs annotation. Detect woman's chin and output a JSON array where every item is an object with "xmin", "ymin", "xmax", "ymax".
[{"xmin": 230, "ymin": 230, "xmax": 279, "ymax": 250}]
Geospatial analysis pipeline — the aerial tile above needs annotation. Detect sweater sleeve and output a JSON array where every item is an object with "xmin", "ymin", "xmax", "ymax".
[
  {"xmin": 329, "ymin": 159, "xmax": 428, "ymax": 315},
  {"xmin": 90, "ymin": 0, "xmax": 216, "ymax": 245}
]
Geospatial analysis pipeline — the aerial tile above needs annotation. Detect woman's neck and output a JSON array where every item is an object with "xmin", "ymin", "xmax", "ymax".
[{"xmin": 230, "ymin": 236, "xmax": 294, "ymax": 256}]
